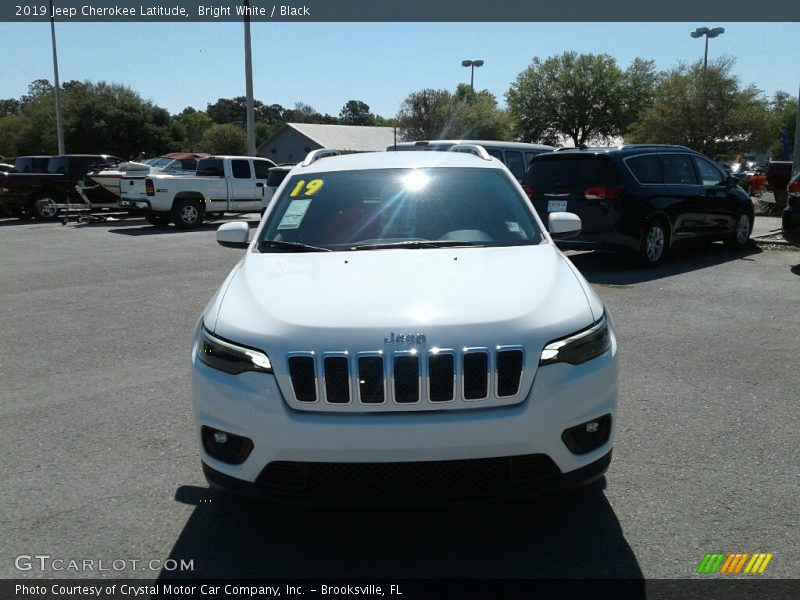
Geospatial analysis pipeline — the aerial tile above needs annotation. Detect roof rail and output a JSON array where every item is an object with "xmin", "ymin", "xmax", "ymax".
[
  {"xmin": 301, "ymin": 148, "xmax": 340, "ymax": 167},
  {"xmin": 448, "ymin": 144, "xmax": 492, "ymax": 161},
  {"xmin": 618, "ymin": 144, "xmax": 692, "ymax": 151}
]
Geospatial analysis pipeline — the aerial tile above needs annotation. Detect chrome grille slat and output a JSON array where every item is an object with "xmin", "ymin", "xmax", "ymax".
[{"xmin": 285, "ymin": 345, "xmax": 526, "ymax": 411}]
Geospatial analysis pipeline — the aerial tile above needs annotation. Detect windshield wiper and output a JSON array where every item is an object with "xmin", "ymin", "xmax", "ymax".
[
  {"xmin": 260, "ymin": 240, "xmax": 332, "ymax": 252},
  {"xmin": 348, "ymin": 240, "xmax": 486, "ymax": 251}
]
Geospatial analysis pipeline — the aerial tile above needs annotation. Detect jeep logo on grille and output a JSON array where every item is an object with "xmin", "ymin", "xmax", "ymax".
[{"xmin": 384, "ymin": 332, "xmax": 426, "ymax": 345}]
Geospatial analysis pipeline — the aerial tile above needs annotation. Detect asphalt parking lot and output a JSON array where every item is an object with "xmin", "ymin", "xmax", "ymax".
[{"xmin": 1, "ymin": 214, "xmax": 798, "ymax": 580}]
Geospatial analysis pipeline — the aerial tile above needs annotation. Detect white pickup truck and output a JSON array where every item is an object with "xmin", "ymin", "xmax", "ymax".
[{"xmin": 118, "ymin": 155, "xmax": 276, "ymax": 228}]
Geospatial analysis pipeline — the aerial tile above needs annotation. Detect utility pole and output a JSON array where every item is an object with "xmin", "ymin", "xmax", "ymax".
[
  {"xmin": 49, "ymin": 0, "xmax": 65, "ymax": 154},
  {"xmin": 243, "ymin": 0, "xmax": 256, "ymax": 156},
  {"xmin": 793, "ymin": 83, "xmax": 800, "ymax": 175}
]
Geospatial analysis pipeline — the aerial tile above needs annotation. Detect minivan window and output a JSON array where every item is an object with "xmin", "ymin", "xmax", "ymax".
[
  {"xmin": 693, "ymin": 156, "xmax": 724, "ymax": 186},
  {"xmin": 505, "ymin": 151, "xmax": 525, "ymax": 180},
  {"xmin": 526, "ymin": 156, "xmax": 622, "ymax": 191},
  {"xmin": 626, "ymin": 155, "xmax": 664, "ymax": 184},
  {"xmin": 486, "ymin": 149, "xmax": 503, "ymax": 161},
  {"xmin": 660, "ymin": 154, "xmax": 699, "ymax": 185}
]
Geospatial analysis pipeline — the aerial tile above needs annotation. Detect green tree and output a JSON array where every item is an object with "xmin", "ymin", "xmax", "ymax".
[
  {"xmin": 339, "ymin": 100, "xmax": 375, "ymax": 126},
  {"xmin": 396, "ymin": 86, "xmax": 513, "ymax": 141},
  {"xmin": 766, "ymin": 90, "xmax": 797, "ymax": 160},
  {"xmin": 628, "ymin": 58, "xmax": 770, "ymax": 158},
  {"xmin": 621, "ymin": 58, "xmax": 660, "ymax": 135},
  {"xmin": 507, "ymin": 52, "xmax": 629, "ymax": 146},
  {"xmin": 198, "ymin": 123, "xmax": 247, "ymax": 155},
  {"xmin": 396, "ymin": 89, "xmax": 455, "ymax": 140},
  {"xmin": 59, "ymin": 80, "xmax": 178, "ymax": 157},
  {"xmin": 177, "ymin": 111, "xmax": 214, "ymax": 151},
  {"xmin": 0, "ymin": 99, "xmax": 22, "ymax": 117}
]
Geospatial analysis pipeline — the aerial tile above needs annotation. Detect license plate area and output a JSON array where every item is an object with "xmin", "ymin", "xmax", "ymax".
[{"xmin": 547, "ymin": 200, "xmax": 568, "ymax": 212}]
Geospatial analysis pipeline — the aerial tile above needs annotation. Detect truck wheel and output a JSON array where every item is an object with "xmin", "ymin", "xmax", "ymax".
[
  {"xmin": 172, "ymin": 199, "xmax": 205, "ymax": 229},
  {"xmin": 146, "ymin": 212, "xmax": 172, "ymax": 228},
  {"xmin": 32, "ymin": 194, "xmax": 61, "ymax": 221}
]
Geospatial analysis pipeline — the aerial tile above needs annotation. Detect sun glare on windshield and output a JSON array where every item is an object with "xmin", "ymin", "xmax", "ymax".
[{"xmin": 402, "ymin": 170, "xmax": 429, "ymax": 192}]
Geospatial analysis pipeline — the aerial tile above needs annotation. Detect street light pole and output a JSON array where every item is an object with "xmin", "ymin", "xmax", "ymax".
[
  {"xmin": 243, "ymin": 0, "xmax": 256, "ymax": 156},
  {"xmin": 691, "ymin": 27, "xmax": 724, "ymax": 76},
  {"xmin": 49, "ymin": 0, "xmax": 65, "ymax": 154},
  {"xmin": 461, "ymin": 59, "xmax": 484, "ymax": 92}
]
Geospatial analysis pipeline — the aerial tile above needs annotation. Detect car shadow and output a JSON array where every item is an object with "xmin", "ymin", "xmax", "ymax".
[
  {"xmin": 108, "ymin": 219, "xmax": 260, "ymax": 236},
  {"xmin": 0, "ymin": 217, "xmax": 37, "ymax": 227},
  {"xmin": 791, "ymin": 264, "xmax": 800, "ymax": 277},
  {"xmin": 157, "ymin": 479, "xmax": 644, "ymax": 582},
  {"xmin": 566, "ymin": 241, "xmax": 763, "ymax": 286}
]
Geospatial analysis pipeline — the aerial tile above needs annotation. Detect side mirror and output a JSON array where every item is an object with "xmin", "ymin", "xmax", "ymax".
[
  {"xmin": 725, "ymin": 174, "xmax": 739, "ymax": 188},
  {"xmin": 548, "ymin": 212, "xmax": 582, "ymax": 240},
  {"xmin": 216, "ymin": 221, "xmax": 250, "ymax": 248}
]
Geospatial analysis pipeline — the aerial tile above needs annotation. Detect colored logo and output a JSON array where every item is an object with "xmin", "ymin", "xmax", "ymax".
[{"xmin": 696, "ymin": 552, "xmax": 773, "ymax": 574}]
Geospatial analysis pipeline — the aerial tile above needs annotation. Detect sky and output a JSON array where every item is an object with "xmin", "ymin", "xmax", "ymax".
[{"xmin": 0, "ymin": 22, "xmax": 798, "ymax": 119}]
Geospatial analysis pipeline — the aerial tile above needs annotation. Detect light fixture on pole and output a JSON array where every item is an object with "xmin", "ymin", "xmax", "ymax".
[
  {"xmin": 690, "ymin": 27, "xmax": 724, "ymax": 75},
  {"xmin": 461, "ymin": 59, "xmax": 484, "ymax": 92}
]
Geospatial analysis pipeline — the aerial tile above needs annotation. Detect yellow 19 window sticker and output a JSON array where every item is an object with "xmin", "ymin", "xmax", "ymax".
[{"xmin": 289, "ymin": 178, "xmax": 325, "ymax": 198}]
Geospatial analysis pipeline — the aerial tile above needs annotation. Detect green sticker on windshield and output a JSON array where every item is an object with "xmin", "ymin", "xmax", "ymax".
[{"xmin": 277, "ymin": 199, "xmax": 312, "ymax": 230}]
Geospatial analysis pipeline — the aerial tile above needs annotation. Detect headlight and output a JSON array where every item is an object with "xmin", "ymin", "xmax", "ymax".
[
  {"xmin": 197, "ymin": 326, "xmax": 272, "ymax": 374},
  {"xmin": 539, "ymin": 313, "xmax": 611, "ymax": 366}
]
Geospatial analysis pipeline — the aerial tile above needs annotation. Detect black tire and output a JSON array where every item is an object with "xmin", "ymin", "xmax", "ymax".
[
  {"xmin": 172, "ymin": 198, "xmax": 205, "ymax": 229},
  {"xmin": 724, "ymin": 213, "xmax": 752, "ymax": 248},
  {"xmin": 637, "ymin": 219, "xmax": 669, "ymax": 267},
  {"xmin": 145, "ymin": 211, "xmax": 172, "ymax": 228},
  {"xmin": 32, "ymin": 193, "xmax": 61, "ymax": 221}
]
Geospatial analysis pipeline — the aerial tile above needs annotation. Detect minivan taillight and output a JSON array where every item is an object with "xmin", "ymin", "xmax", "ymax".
[
  {"xmin": 145, "ymin": 178, "xmax": 155, "ymax": 196},
  {"xmin": 789, "ymin": 179, "xmax": 800, "ymax": 194},
  {"xmin": 583, "ymin": 185, "xmax": 624, "ymax": 201},
  {"xmin": 522, "ymin": 185, "xmax": 535, "ymax": 199}
]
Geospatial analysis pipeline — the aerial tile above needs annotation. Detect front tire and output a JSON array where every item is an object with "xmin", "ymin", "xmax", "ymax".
[
  {"xmin": 32, "ymin": 194, "xmax": 61, "ymax": 221},
  {"xmin": 172, "ymin": 198, "xmax": 205, "ymax": 229},
  {"xmin": 638, "ymin": 219, "xmax": 669, "ymax": 267},
  {"xmin": 145, "ymin": 211, "xmax": 172, "ymax": 228},
  {"xmin": 725, "ymin": 213, "xmax": 751, "ymax": 248}
]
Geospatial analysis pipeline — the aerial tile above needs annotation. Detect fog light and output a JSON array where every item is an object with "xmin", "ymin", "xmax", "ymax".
[
  {"xmin": 562, "ymin": 415, "xmax": 611, "ymax": 455},
  {"xmin": 201, "ymin": 426, "xmax": 253, "ymax": 465}
]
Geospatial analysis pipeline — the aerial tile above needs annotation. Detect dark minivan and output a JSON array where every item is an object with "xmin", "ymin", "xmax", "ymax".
[{"xmin": 523, "ymin": 145, "xmax": 754, "ymax": 266}]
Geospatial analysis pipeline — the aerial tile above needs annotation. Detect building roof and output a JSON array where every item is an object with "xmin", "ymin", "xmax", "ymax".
[{"xmin": 261, "ymin": 123, "xmax": 397, "ymax": 154}]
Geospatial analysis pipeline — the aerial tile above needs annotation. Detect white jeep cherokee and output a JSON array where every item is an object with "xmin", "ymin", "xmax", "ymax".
[{"xmin": 192, "ymin": 147, "xmax": 619, "ymax": 504}]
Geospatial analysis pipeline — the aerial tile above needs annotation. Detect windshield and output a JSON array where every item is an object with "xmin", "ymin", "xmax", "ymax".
[
  {"xmin": 259, "ymin": 167, "xmax": 542, "ymax": 251},
  {"xmin": 144, "ymin": 157, "xmax": 173, "ymax": 168}
]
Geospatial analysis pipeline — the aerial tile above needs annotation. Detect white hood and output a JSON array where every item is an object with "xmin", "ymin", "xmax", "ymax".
[{"xmin": 210, "ymin": 244, "xmax": 596, "ymax": 356}]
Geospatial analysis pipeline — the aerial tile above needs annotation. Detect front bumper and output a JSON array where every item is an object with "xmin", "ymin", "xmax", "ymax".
[
  {"xmin": 202, "ymin": 449, "xmax": 612, "ymax": 507},
  {"xmin": 192, "ymin": 328, "xmax": 618, "ymax": 503}
]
